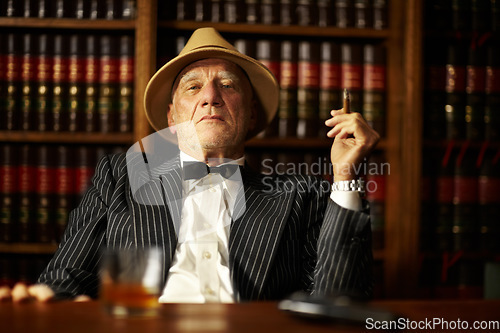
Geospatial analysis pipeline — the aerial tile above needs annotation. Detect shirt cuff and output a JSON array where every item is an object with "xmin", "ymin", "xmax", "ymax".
[{"xmin": 329, "ymin": 190, "xmax": 362, "ymax": 212}]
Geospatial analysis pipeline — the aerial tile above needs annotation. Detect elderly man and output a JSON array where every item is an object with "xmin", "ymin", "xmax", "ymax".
[{"xmin": 5, "ymin": 28, "xmax": 379, "ymax": 303}]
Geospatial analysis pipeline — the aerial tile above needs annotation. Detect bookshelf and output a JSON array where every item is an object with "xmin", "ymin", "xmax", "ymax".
[{"xmin": 0, "ymin": 0, "xmax": 425, "ymax": 299}]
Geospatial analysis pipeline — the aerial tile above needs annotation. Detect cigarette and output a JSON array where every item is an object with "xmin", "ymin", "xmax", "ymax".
[{"xmin": 343, "ymin": 88, "xmax": 350, "ymax": 114}]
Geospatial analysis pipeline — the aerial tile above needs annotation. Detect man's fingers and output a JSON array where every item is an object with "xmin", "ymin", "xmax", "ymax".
[{"xmin": 28, "ymin": 284, "xmax": 55, "ymax": 302}]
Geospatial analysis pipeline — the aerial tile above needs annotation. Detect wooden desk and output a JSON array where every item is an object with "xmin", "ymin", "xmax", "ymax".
[{"xmin": 2, "ymin": 300, "xmax": 500, "ymax": 333}]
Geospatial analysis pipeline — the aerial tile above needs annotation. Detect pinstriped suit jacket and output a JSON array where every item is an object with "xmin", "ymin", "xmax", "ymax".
[{"xmin": 38, "ymin": 152, "xmax": 373, "ymax": 301}]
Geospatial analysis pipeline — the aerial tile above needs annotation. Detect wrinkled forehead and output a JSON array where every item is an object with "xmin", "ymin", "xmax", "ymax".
[{"xmin": 172, "ymin": 58, "xmax": 251, "ymax": 92}]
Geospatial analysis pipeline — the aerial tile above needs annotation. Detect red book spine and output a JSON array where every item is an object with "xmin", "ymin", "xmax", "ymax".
[
  {"xmin": 485, "ymin": 43, "xmax": 500, "ymax": 141},
  {"xmin": 52, "ymin": 34, "xmax": 70, "ymax": 132},
  {"xmin": 478, "ymin": 148, "xmax": 500, "ymax": 252},
  {"xmin": 35, "ymin": 145, "xmax": 55, "ymax": 243},
  {"xmin": 435, "ymin": 144, "xmax": 456, "ymax": 252},
  {"xmin": 452, "ymin": 144, "xmax": 479, "ymax": 251},
  {"xmin": 341, "ymin": 43, "xmax": 363, "ymax": 113},
  {"xmin": 18, "ymin": 144, "xmax": 36, "ymax": 242},
  {"xmin": 363, "ymin": 44, "xmax": 386, "ymax": 137},
  {"xmin": 98, "ymin": 35, "xmax": 119, "ymax": 133},
  {"xmin": 257, "ymin": 39, "xmax": 281, "ymax": 137},
  {"xmin": 54, "ymin": 145, "xmax": 75, "ymax": 242},
  {"xmin": 84, "ymin": 35, "xmax": 99, "ymax": 132},
  {"xmin": 118, "ymin": 35, "xmax": 134, "ymax": 133},
  {"xmin": 279, "ymin": 40, "xmax": 298, "ymax": 138},
  {"xmin": 0, "ymin": 144, "xmax": 18, "ymax": 242},
  {"xmin": 465, "ymin": 38, "xmax": 486, "ymax": 141},
  {"xmin": 75, "ymin": 146, "xmax": 96, "ymax": 201},
  {"xmin": 20, "ymin": 33, "xmax": 36, "ymax": 131},
  {"xmin": 445, "ymin": 41, "xmax": 467, "ymax": 140},
  {"xmin": 3, "ymin": 33, "xmax": 22, "ymax": 131},
  {"xmin": 319, "ymin": 41, "xmax": 341, "ymax": 138},
  {"xmin": 68, "ymin": 34, "xmax": 86, "ymax": 132},
  {"xmin": 297, "ymin": 40, "xmax": 320, "ymax": 138},
  {"xmin": 35, "ymin": 34, "xmax": 53, "ymax": 132}
]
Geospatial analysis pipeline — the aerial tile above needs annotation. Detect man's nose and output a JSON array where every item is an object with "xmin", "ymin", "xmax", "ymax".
[{"xmin": 201, "ymin": 82, "xmax": 223, "ymax": 107}]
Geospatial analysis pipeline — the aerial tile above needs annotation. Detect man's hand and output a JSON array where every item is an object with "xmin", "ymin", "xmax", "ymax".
[
  {"xmin": 325, "ymin": 109, "xmax": 380, "ymax": 181},
  {"xmin": 0, "ymin": 283, "xmax": 92, "ymax": 303}
]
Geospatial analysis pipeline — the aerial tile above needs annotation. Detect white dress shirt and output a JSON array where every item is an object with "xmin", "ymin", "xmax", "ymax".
[{"xmin": 159, "ymin": 152, "xmax": 361, "ymax": 303}]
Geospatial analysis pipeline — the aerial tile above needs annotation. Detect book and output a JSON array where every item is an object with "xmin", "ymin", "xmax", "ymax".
[
  {"xmin": 471, "ymin": 0, "xmax": 490, "ymax": 32},
  {"xmin": 52, "ymin": 34, "xmax": 70, "ymax": 132},
  {"xmin": 84, "ymin": 35, "xmax": 99, "ymax": 132},
  {"xmin": 37, "ymin": 0, "xmax": 51, "ymax": 18},
  {"xmin": 224, "ymin": 0, "xmax": 244, "ymax": 23},
  {"xmin": 485, "ymin": 42, "xmax": 500, "ymax": 141},
  {"xmin": 261, "ymin": 0, "xmax": 280, "ymax": 25},
  {"xmin": 210, "ymin": 0, "xmax": 224, "ymax": 22},
  {"xmin": 68, "ymin": 34, "xmax": 86, "ymax": 132},
  {"xmin": 75, "ymin": 146, "xmax": 97, "ymax": 201},
  {"xmin": 435, "ymin": 143, "xmax": 456, "ymax": 252},
  {"xmin": 17, "ymin": 144, "xmax": 36, "ymax": 243},
  {"xmin": 373, "ymin": 0, "xmax": 387, "ymax": 29},
  {"xmin": 118, "ymin": 35, "xmax": 134, "ymax": 133},
  {"xmin": 3, "ymin": 33, "xmax": 21, "ymax": 131},
  {"xmin": 89, "ymin": 0, "xmax": 106, "ymax": 19},
  {"xmin": 445, "ymin": 40, "xmax": 467, "ymax": 140},
  {"xmin": 52, "ymin": 0, "xmax": 74, "ymax": 18},
  {"xmin": 424, "ymin": 38, "xmax": 447, "ymax": 140},
  {"xmin": 54, "ymin": 145, "xmax": 75, "ymax": 242},
  {"xmin": 465, "ymin": 37, "xmax": 487, "ymax": 141},
  {"xmin": 335, "ymin": 0, "xmax": 355, "ymax": 28},
  {"xmin": 0, "ymin": 144, "xmax": 17, "ymax": 243},
  {"xmin": 279, "ymin": 40, "xmax": 298, "ymax": 138},
  {"xmin": 452, "ymin": 143, "xmax": 479, "ymax": 251},
  {"xmin": 319, "ymin": 41, "xmax": 341, "ymax": 138},
  {"xmin": 450, "ymin": 0, "xmax": 470, "ymax": 32},
  {"xmin": 354, "ymin": 0, "xmax": 373, "ymax": 29},
  {"xmin": 280, "ymin": 0, "xmax": 297, "ymax": 26},
  {"xmin": 318, "ymin": 0, "xmax": 333, "ymax": 27},
  {"xmin": 363, "ymin": 43, "xmax": 386, "ymax": 137},
  {"xmin": 296, "ymin": 0, "xmax": 317, "ymax": 26},
  {"xmin": 297, "ymin": 41, "xmax": 320, "ymax": 138},
  {"xmin": 98, "ymin": 35, "xmax": 119, "ymax": 133},
  {"xmin": 478, "ymin": 146, "xmax": 500, "ymax": 252},
  {"xmin": 20, "ymin": 33, "xmax": 36, "ymax": 131},
  {"xmin": 35, "ymin": 33, "xmax": 53, "ymax": 132},
  {"xmin": 245, "ymin": 0, "xmax": 259, "ymax": 24},
  {"xmin": 341, "ymin": 43, "xmax": 363, "ymax": 113},
  {"xmin": 35, "ymin": 145, "xmax": 55, "ymax": 243},
  {"xmin": 257, "ymin": 39, "xmax": 281, "ymax": 137}
]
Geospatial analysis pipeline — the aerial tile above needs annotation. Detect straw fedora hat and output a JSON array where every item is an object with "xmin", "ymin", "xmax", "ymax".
[{"xmin": 144, "ymin": 27, "xmax": 279, "ymax": 139}]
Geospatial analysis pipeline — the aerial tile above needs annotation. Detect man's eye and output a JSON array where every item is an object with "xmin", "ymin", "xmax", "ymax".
[
  {"xmin": 187, "ymin": 85, "xmax": 199, "ymax": 90},
  {"xmin": 221, "ymin": 84, "xmax": 232, "ymax": 88}
]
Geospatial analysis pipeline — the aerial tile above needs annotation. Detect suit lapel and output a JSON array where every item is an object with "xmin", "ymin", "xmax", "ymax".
[
  {"xmin": 229, "ymin": 169, "xmax": 295, "ymax": 300},
  {"xmin": 129, "ymin": 154, "xmax": 182, "ymax": 285}
]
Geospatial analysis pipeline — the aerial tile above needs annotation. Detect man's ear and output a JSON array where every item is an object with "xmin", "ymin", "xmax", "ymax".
[{"xmin": 167, "ymin": 104, "xmax": 176, "ymax": 134}]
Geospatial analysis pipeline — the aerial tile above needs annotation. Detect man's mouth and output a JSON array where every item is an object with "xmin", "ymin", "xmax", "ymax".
[{"xmin": 199, "ymin": 115, "xmax": 225, "ymax": 122}]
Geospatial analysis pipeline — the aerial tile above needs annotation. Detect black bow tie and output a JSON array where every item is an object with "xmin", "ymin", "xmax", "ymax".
[{"xmin": 182, "ymin": 161, "xmax": 241, "ymax": 180}]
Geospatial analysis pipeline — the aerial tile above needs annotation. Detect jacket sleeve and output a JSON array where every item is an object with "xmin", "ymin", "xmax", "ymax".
[
  {"xmin": 37, "ymin": 154, "xmax": 118, "ymax": 299},
  {"xmin": 313, "ymin": 198, "xmax": 373, "ymax": 299}
]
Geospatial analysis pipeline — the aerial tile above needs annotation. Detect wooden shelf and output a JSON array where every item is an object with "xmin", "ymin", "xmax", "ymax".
[
  {"xmin": 159, "ymin": 20, "xmax": 390, "ymax": 39},
  {"xmin": 0, "ymin": 17, "xmax": 136, "ymax": 30},
  {"xmin": 0, "ymin": 243, "xmax": 58, "ymax": 255},
  {"xmin": 0, "ymin": 131, "xmax": 134, "ymax": 145}
]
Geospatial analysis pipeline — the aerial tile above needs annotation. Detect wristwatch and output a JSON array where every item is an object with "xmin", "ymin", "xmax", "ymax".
[{"xmin": 332, "ymin": 179, "xmax": 365, "ymax": 194}]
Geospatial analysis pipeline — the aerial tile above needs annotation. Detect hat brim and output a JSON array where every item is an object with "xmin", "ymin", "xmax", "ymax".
[{"xmin": 144, "ymin": 47, "xmax": 279, "ymax": 139}]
